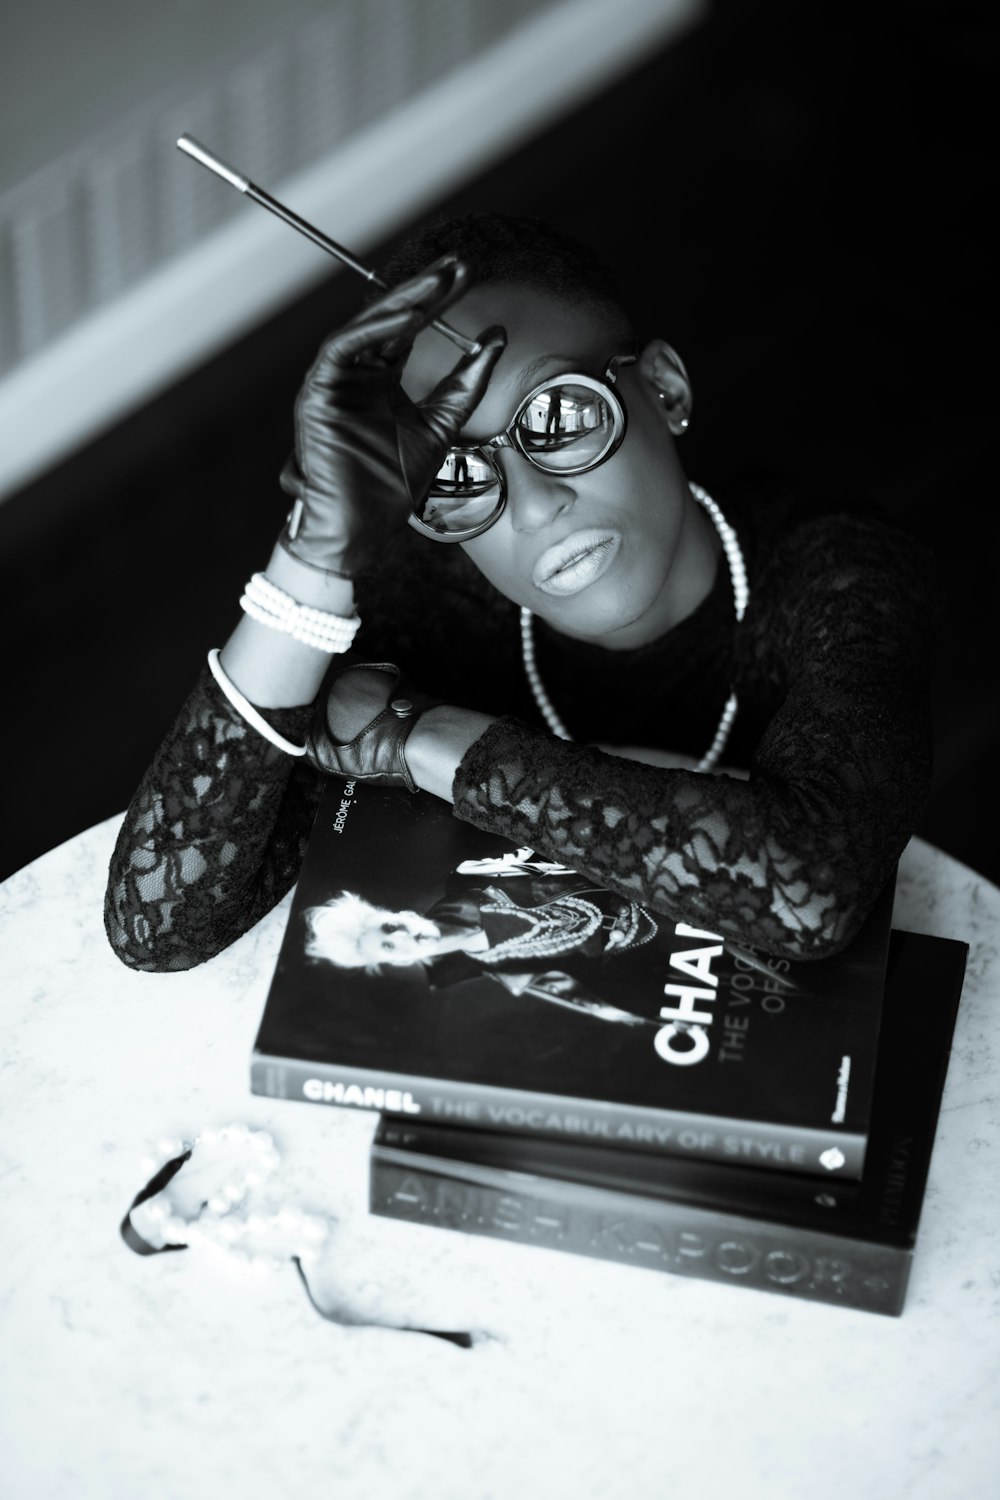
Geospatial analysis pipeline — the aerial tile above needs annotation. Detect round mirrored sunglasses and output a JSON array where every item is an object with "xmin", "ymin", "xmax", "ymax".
[{"xmin": 408, "ymin": 355, "xmax": 637, "ymax": 542}]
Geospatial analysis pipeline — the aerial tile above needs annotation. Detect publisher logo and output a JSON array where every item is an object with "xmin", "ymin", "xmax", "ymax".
[
  {"xmin": 819, "ymin": 1147, "xmax": 847, "ymax": 1172},
  {"xmin": 831, "ymin": 1055, "xmax": 851, "ymax": 1124}
]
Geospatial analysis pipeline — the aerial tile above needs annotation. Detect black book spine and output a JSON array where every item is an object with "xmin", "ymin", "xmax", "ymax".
[
  {"xmin": 369, "ymin": 1158, "xmax": 910, "ymax": 1316},
  {"xmin": 250, "ymin": 1054, "xmax": 867, "ymax": 1177}
]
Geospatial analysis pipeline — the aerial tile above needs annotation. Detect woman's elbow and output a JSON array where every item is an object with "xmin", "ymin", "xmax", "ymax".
[
  {"xmin": 770, "ymin": 879, "xmax": 891, "ymax": 963},
  {"xmin": 103, "ymin": 890, "xmax": 223, "ymax": 974}
]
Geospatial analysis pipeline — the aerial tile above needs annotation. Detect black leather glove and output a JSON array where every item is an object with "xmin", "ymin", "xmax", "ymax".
[
  {"xmin": 305, "ymin": 663, "xmax": 441, "ymax": 792},
  {"xmin": 279, "ymin": 256, "xmax": 505, "ymax": 577}
]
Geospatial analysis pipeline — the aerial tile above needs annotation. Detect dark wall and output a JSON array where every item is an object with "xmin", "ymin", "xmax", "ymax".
[{"xmin": 2, "ymin": 0, "xmax": 995, "ymax": 882}]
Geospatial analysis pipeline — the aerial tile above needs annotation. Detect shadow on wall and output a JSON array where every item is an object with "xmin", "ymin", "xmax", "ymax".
[{"xmin": 1, "ymin": 0, "xmax": 996, "ymax": 883}]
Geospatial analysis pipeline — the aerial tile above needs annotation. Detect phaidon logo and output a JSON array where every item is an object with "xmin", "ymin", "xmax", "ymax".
[{"xmin": 303, "ymin": 1079, "xmax": 421, "ymax": 1113}]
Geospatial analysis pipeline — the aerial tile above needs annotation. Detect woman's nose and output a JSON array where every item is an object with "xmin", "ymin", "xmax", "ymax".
[{"xmin": 500, "ymin": 454, "xmax": 576, "ymax": 534}]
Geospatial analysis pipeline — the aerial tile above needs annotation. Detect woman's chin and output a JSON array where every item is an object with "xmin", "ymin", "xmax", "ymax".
[{"xmin": 536, "ymin": 571, "xmax": 666, "ymax": 648}]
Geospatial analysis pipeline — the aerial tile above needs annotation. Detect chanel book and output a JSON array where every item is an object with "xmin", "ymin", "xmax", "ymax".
[
  {"xmin": 251, "ymin": 780, "xmax": 896, "ymax": 1178},
  {"xmin": 369, "ymin": 929, "xmax": 968, "ymax": 1315}
]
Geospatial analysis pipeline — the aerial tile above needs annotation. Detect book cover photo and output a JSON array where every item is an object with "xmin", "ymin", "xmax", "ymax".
[
  {"xmin": 369, "ymin": 929, "xmax": 970, "ymax": 1316},
  {"xmin": 252, "ymin": 781, "xmax": 896, "ymax": 1177}
]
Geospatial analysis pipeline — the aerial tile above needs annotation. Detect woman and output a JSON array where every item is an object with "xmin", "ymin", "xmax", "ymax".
[{"xmin": 105, "ymin": 214, "xmax": 936, "ymax": 971}]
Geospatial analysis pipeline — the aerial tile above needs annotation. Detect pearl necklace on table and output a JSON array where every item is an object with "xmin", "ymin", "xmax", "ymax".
[
  {"xmin": 134, "ymin": 1124, "xmax": 328, "ymax": 1270},
  {"xmin": 126, "ymin": 1124, "xmax": 480, "ymax": 1343},
  {"xmin": 520, "ymin": 482, "xmax": 749, "ymax": 773}
]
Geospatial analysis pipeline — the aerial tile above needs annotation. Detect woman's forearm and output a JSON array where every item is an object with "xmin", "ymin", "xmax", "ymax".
[
  {"xmin": 104, "ymin": 665, "xmax": 322, "ymax": 971},
  {"xmin": 405, "ymin": 704, "xmax": 497, "ymax": 802},
  {"xmin": 219, "ymin": 539, "xmax": 357, "ymax": 708}
]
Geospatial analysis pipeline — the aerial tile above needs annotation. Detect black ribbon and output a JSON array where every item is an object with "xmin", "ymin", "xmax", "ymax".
[
  {"xmin": 291, "ymin": 1257, "xmax": 473, "ymax": 1348},
  {"xmin": 120, "ymin": 1148, "xmax": 193, "ymax": 1255},
  {"xmin": 121, "ymin": 1149, "xmax": 475, "ymax": 1347}
]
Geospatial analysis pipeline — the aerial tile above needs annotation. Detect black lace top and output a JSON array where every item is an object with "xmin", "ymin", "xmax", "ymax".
[{"xmin": 105, "ymin": 477, "xmax": 938, "ymax": 971}]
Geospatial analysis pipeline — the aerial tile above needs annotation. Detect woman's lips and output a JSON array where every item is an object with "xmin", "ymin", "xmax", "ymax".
[{"xmin": 532, "ymin": 530, "xmax": 620, "ymax": 597}]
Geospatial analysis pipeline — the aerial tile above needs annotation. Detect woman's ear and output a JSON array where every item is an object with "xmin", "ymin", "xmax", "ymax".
[{"xmin": 638, "ymin": 338, "xmax": 693, "ymax": 435}]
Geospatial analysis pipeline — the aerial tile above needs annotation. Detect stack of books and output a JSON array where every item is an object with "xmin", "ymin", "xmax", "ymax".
[{"xmin": 251, "ymin": 782, "xmax": 968, "ymax": 1316}]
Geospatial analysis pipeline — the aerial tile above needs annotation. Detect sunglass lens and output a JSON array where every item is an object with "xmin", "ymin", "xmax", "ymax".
[
  {"xmin": 515, "ymin": 382, "xmax": 616, "ymax": 471},
  {"xmin": 417, "ymin": 449, "xmax": 503, "ymax": 536}
]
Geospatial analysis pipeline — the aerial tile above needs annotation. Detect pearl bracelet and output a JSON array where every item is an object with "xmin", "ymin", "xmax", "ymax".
[{"xmin": 240, "ymin": 572, "xmax": 361, "ymax": 654}]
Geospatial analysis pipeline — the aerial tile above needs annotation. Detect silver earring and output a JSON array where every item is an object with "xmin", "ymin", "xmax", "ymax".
[{"xmin": 657, "ymin": 391, "xmax": 690, "ymax": 433}]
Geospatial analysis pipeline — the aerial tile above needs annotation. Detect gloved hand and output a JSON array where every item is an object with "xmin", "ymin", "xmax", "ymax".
[
  {"xmin": 279, "ymin": 256, "xmax": 505, "ymax": 577},
  {"xmin": 305, "ymin": 662, "xmax": 441, "ymax": 792}
]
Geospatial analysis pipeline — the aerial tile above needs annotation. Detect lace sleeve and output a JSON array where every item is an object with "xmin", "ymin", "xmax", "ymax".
[
  {"xmin": 104, "ymin": 665, "xmax": 324, "ymax": 971},
  {"xmin": 452, "ymin": 515, "xmax": 937, "ymax": 960}
]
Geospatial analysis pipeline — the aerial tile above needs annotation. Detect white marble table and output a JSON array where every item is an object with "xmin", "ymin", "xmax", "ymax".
[{"xmin": 2, "ymin": 817, "xmax": 998, "ymax": 1500}]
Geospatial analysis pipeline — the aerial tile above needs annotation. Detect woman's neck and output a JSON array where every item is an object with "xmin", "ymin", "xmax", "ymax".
[{"xmin": 563, "ymin": 493, "xmax": 721, "ymax": 653}]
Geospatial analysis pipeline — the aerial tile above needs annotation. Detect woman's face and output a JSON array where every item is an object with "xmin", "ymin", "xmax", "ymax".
[{"xmin": 403, "ymin": 283, "xmax": 706, "ymax": 649}]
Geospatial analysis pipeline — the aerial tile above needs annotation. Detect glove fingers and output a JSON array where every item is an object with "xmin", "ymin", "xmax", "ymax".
[
  {"xmin": 304, "ymin": 307, "xmax": 423, "ymax": 381},
  {"xmin": 279, "ymin": 453, "xmax": 304, "ymax": 498},
  {"xmin": 308, "ymin": 257, "xmax": 471, "ymax": 379},
  {"xmin": 417, "ymin": 325, "xmax": 507, "ymax": 442},
  {"xmin": 365, "ymin": 255, "xmax": 469, "ymax": 319}
]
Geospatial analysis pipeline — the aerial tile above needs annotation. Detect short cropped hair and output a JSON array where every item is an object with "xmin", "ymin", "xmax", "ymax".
[{"xmin": 377, "ymin": 212, "xmax": 635, "ymax": 345}]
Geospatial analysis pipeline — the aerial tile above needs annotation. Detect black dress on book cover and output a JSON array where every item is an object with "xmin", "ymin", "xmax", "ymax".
[
  {"xmin": 251, "ymin": 782, "xmax": 896, "ymax": 1178},
  {"xmin": 369, "ymin": 930, "xmax": 969, "ymax": 1316}
]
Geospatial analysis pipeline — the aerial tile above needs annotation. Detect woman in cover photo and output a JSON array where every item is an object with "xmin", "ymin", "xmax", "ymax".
[
  {"xmin": 301, "ymin": 847, "xmax": 660, "ymax": 1028},
  {"xmin": 104, "ymin": 213, "xmax": 936, "ymax": 974}
]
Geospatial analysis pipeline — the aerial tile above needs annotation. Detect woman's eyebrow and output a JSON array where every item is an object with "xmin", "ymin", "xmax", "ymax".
[
  {"xmin": 518, "ymin": 353, "xmax": 581, "ymax": 387},
  {"xmin": 460, "ymin": 353, "xmax": 586, "ymax": 443}
]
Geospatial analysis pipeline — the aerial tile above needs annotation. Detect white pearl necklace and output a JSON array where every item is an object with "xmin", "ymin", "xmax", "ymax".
[
  {"xmin": 520, "ymin": 482, "xmax": 749, "ymax": 773},
  {"xmin": 135, "ymin": 1123, "xmax": 329, "ymax": 1270},
  {"xmin": 129, "ymin": 1127, "xmax": 479, "ymax": 1343}
]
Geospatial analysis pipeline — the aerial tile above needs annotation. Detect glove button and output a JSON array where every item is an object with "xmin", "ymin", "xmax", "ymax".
[{"xmin": 390, "ymin": 697, "xmax": 415, "ymax": 717}]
